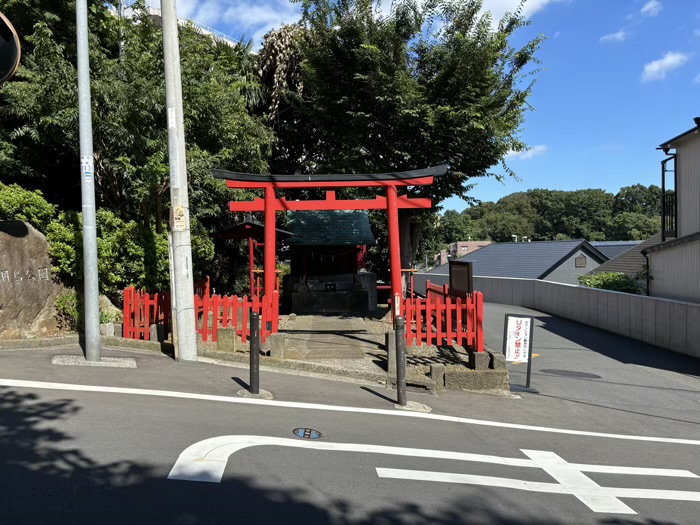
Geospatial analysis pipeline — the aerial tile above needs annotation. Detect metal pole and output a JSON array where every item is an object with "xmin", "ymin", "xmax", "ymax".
[
  {"xmin": 161, "ymin": 0, "xmax": 197, "ymax": 361},
  {"xmin": 249, "ymin": 312, "xmax": 260, "ymax": 394},
  {"xmin": 76, "ymin": 0, "xmax": 101, "ymax": 362},
  {"xmin": 394, "ymin": 316, "xmax": 407, "ymax": 406}
]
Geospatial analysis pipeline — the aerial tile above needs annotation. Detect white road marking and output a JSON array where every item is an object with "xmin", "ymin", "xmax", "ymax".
[
  {"xmin": 521, "ymin": 450, "xmax": 635, "ymax": 514},
  {"xmin": 168, "ymin": 434, "xmax": 700, "ymax": 515},
  {"xmin": 2, "ymin": 377, "xmax": 700, "ymax": 446}
]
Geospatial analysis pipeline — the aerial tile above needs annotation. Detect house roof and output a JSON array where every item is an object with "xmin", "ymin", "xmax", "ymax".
[
  {"xmin": 286, "ymin": 211, "xmax": 376, "ymax": 247},
  {"xmin": 427, "ymin": 240, "xmax": 608, "ymax": 279},
  {"xmin": 214, "ymin": 220, "xmax": 293, "ymax": 241},
  {"xmin": 590, "ymin": 241, "xmax": 641, "ymax": 260},
  {"xmin": 659, "ymin": 118, "xmax": 700, "ymax": 150},
  {"xmin": 591, "ymin": 233, "xmax": 662, "ymax": 277}
]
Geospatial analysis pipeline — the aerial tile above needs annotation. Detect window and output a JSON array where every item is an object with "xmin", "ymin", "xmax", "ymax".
[{"xmin": 575, "ymin": 255, "xmax": 587, "ymax": 268}]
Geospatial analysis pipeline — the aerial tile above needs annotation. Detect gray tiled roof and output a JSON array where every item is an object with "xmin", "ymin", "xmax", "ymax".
[
  {"xmin": 590, "ymin": 241, "xmax": 641, "ymax": 260},
  {"xmin": 427, "ymin": 240, "xmax": 607, "ymax": 278},
  {"xmin": 287, "ymin": 211, "xmax": 376, "ymax": 246},
  {"xmin": 590, "ymin": 233, "xmax": 662, "ymax": 277}
]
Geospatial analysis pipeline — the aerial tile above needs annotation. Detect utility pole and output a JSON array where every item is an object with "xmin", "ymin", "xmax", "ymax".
[
  {"xmin": 161, "ymin": 0, "xmax": 197, "ymax": 361},
  {"xmin": 76, "ymin": 0, "xmax": 101, "ymax": 362}
]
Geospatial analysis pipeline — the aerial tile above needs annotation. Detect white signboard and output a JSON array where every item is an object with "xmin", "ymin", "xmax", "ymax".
[{"xmin": 504, "ymin": 315, "xmax": 533, "ymax": 363}]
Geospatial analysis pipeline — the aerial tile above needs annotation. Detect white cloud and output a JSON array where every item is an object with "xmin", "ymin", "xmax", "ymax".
[
  {"xmin": 599, "ymin": 30, "xmax": 627, "ymax": 43},
  {"xmin": 641, "ymin": 51, "xmax": 692, "ymax": 82},
  {"xmin": 641, "ymin": 0, "xmax": 662, "ymax": 16},
  {"xmin": 505, "ymin": 145, "xmax": 548, "ymax": 161}
]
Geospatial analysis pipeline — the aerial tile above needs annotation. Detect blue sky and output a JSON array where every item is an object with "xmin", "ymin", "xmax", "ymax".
[{"xmin": 152, "ymin": 0, "xmax": 700, "ymax": 210}]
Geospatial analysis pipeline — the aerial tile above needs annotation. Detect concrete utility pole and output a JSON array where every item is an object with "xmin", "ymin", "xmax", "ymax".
[
  {"xmin": 76, "ymin": 0, "xmax": 101, "ymax": 362},
  {"xmin": 161, "ymin": 0, "xmax": 197, "ymax": 361}
]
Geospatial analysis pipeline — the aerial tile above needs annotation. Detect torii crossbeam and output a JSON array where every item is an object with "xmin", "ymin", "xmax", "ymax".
[{"xmin": 213, "ymin": 165, "xmax": 449, "ymax": 312}]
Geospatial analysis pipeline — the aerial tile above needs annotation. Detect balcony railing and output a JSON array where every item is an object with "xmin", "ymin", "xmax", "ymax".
[{"xmin": 662, "ymin": 192, "xmax": 676, "ymax": 240}]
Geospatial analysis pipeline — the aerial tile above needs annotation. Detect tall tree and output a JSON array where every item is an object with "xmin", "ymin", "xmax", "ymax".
[{"xmin": 264, "ymin": 0, "xmax": 544, "ymax": 277}]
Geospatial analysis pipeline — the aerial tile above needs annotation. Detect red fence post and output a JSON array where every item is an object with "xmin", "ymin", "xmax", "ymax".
[{"xmin": 476, "ymin": 291, "xmax": 484, "ymax": 353}]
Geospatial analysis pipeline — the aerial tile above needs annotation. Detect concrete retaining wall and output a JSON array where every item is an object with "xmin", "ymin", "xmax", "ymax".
[{"xmin": 413, "ymin": 273, "xmax": 700, "ymax": 359}]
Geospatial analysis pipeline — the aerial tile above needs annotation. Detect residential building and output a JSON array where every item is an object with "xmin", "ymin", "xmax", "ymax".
[
  {"xmin": 434, "ymin": 241, "xmax": 491, "ymax": 267},
  {"xmin": 428, "ymin": 240, "xmax": 608, "ymax": 286},
  {"xmin": 642, "ymin": 117, "xmax": 700, "ymax": 302}
]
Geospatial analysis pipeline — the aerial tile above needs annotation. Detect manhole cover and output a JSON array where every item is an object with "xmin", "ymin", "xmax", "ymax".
[
  {"xmin": 540, "ymin": 369, "xmax": 601, "ymax": 379},
  {"xmin": 293, "ymin": 428, "xmax": 322, "ymax": 440}
]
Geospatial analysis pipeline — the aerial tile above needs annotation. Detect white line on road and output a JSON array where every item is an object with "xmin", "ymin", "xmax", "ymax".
[
  {"xmin": 2, "ymin": 377, "xmax": 700, "ymax": 446},
  {"xmin": 168, "ymin": 435, "xmax": 700, "ymax": 515}
]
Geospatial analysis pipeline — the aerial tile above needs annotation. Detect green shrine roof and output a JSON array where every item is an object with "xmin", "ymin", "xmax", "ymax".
[{"xmin": 286, "ymin": 211, "xmax": 376, "ymax": 247}]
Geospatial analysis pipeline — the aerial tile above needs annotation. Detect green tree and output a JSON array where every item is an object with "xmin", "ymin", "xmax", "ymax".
[
  {"xmin": 1, "ymin": 2, "xmax": 272, "ymax": 293},
  {"xmin": 613, "ymin": 184, "xmax": 662, "ymax": 218},
  {"xmin": 606, "ymin": 212, "xmax": 660, "ymax": 240},
  {"xmin": 0, "ymin": 182, "xmax": 56, "ymax": 232},
  {"xmin": 264, "ymin": 0, "xmax": 544, "ymax": 276}
]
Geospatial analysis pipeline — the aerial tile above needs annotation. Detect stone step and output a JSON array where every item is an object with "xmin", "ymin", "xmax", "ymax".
[{"xmin": 281, "ymin": 347, "xmax": 366, "ymax": 360}]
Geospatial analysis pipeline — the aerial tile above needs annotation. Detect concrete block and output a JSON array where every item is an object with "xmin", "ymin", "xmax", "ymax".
[
  {"xmin": 670, "ymin": 302, "xmax": 687, "ymax": 355},
  {"xmin": 641, "ymin": 298, "xmax": 656, "ymax": 347},
  {"xmin": 114, "ymin": 323, "xmax": 123, "ymax": 338},
  {"xmin": 617, "ymin": 294, "xmax": 630, "ymax": 338},
  {"xmin": 466, "ymin": 348, "xmax": 490, "ymax": 370},
  {"xmin": 565, "ymin": 286, "xmax": 574, "ymax": 320},
  {"xmin": 606, "ymin": 294, "xmax": 619, "ymax": 334},
  {"xmin": 444, "ymin": 368, "xmax": 510, "ymax": 391},
  {"xmin": 512, "ymin": 279, "xmax": 523, "ymax": 307},
  {"xmin": 386, "ymin": 331, "xmax": 397, "ymax": 376},
  {"xmin": 492, "ymin": 278, "xmax": 503, "ymax": 304},
  {"xmin": 655, "ymin": 300, "xmax": 672, "ymax": 350},
  {"xmin": 686, "ymin": 304, "xmax": 700, "ymax": 358},
  {"xmin": 629, "ymin": 295, "xmax": 643, "ymax": 341},
  {"xmin": 268, "ymin": 333, "xmax": 286, "ymax": 358},
  {"xmin": 572, "ymin": 288, "xmax": 582, "ymax": 322},
  {"xmin": 523, "ymin": 280, "xmax": 536, "ymax": 309},
  {"xmin": 100, "ymin": 322, "xmax": 115, "ymax": 337},
  {"xmin": 485, "ymin": 347, "xmax": 506, "ymax": 370},
  {"xmin": 430, "ymin": 363, "xmax": 446, "ymax": 390},
  {"xmin": 217, "ymin": 327, "xmax": 237, "ymax": 352},
  {"xmin": 196, "ymin": 333, "xmax": 203, "ymax": 355},
  {"xmin": 149, "ymin": 324, "xmax": 158, "ymax": 342}
]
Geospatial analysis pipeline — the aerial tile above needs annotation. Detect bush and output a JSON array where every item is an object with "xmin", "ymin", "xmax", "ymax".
[
  {"xmin": 0, "ymin": 182, "xmax": 56, "ymax": 232},
  {"xmin": 54, "ymin": 290, "xmax": 122, "ymax": 332},
  {"xmin": 578, "ymin": 272, "xmax": 641, "ymax": 294},
  {"xmin": 47, "ymin": 210, "xmax": 215, "ymax": 303}
]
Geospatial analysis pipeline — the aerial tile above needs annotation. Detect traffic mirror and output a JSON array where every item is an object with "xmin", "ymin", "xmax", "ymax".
[{"xmin": 0, "ymin": 12, "xmax": 21, "ymax": 84}]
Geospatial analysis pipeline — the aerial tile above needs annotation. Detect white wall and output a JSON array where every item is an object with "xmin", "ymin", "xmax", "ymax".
[
  {"xmin": 677, "ymin": 135, "xmax": 700, "ymax": 237},
  {"xmin": 414, "ymin": 273, "xmax": 700, "ymax": 358},
  {"xmin": 648, "ymin": 240, "xmax": 700, "ymax": 302}
]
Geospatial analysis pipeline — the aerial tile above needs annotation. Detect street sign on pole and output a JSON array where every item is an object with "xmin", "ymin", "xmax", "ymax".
[{"xmin": 0, "ymin": 12, "xmax": 21, "ymax": 84}]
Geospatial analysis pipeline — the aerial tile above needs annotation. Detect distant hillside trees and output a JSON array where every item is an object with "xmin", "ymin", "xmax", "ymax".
[{"xmin": 438, "ymin": 185, "xmax": 662, "ymax": 245}]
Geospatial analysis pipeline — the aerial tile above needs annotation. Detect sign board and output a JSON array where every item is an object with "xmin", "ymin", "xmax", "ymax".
[
  {"xmin": 0, "ymin": 12, "xmax": 21, "ymax": 84},
  {"xmin": 502, "ymin": 314, "xmax": 535, "ymax": 389},
  {"xmin": 449, "ymin": 260, "xmax": 473, "ymax": 296},
  {"xmin": 172, "ymin": 206, "xmax": 188, "ymax": 232}
]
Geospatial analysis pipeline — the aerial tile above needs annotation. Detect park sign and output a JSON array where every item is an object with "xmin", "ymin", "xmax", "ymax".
[{"xmin": 0, "ymin": 12, "xmax": 20, "ymax": 84}]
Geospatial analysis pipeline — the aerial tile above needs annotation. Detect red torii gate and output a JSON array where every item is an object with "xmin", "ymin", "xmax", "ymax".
[{"xmin": 213, "ymin": 165, "xmax": 449, "ymax": 312}]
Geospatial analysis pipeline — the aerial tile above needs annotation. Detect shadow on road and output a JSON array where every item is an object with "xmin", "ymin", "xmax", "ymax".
[{"xmin": 0, "ymin": 387, "xmax": 684, "ymax": 525}]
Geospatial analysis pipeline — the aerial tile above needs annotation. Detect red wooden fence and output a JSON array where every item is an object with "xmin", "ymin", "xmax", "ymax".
[
  {"xmin": 123, "ymin": 285, "xmax": 279, "ymax": 344},
  {"xmin": 399, "ymin": 280, "xmax": 484, "ymax": 352},
  {"xmin": 194, "ymin": 291, "xmax": 279, "ymax": 343},
  {"xmin": 123, "ymin": 287, "xmax": 171, "ymax": 340}
]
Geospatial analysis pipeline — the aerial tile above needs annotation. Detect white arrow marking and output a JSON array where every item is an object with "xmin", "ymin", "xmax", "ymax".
[{"xmin": 167, "ymin": 435, "xmax": 699, "ymax": 515}]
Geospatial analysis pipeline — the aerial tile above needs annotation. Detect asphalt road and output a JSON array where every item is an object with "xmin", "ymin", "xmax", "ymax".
[{"xmin": 2, "ymin": 342, "xmax": 700, "ymax": 525}]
